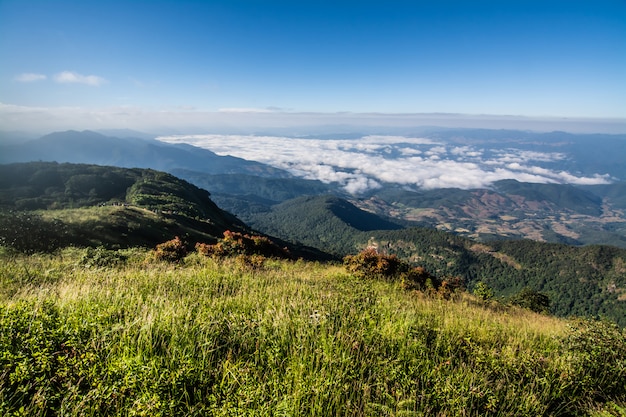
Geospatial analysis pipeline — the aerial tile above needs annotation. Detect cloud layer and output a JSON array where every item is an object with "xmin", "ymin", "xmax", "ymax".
[{"xmin": 157, "ymin": 134, "xmax": 612, "ymax": 193}]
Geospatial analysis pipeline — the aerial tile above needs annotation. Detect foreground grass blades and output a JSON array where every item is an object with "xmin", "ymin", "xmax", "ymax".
[{"xmin": 1, "ymin": 248, "xmax": 625, "ymax": 416}]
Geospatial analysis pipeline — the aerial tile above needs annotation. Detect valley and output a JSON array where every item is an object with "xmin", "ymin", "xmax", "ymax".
[{"xmin": 352, "ymin": 186, "xmax": 626, "ymax": 246}]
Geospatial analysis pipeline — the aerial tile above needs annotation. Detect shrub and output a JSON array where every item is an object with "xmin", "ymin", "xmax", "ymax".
[
  {"xmin": 344, "ymin": 249, "xmax": 449, "ymax": 295},
  {"xmin": 153, "ymin": 236, "xmax": 187, "ymax": 262},
  {"xmin": 80, "ymin": 246, "xmax": 127, "ymax": 268},
  {"xmin": 343, "ymin": 248, "xmax": 406, "ymax": 280},
  {"xmin": 195, "ymin": 231, "xmax": 290, "ymax": 259},
  {"xmin": 401, "ymin": 266, "xmax": 435, "ymax": 291},
  {"xmin": 436, "ymin": 276, "xmax": 465, "ymax": 300},
  {"xmin": 564, "ymin": 318, "xmax": 626, "ymax": 402},
  {"xmin": 0, "ymin": 211, "xmax": 69, "ymax": 253}
]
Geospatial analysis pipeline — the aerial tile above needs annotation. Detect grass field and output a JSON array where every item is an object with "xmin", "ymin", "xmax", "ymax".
[{"xmin": 1, "ymin": 247, "xmax": 625, "ymax": 416}]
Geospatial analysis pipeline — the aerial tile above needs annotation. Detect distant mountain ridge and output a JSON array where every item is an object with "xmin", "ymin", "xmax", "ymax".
[
  {"xmin": 0, "ymin": 130, "xmax": 288, "ymax": 177},
  {"xmin": 353, "ymin": 180, "xmax": 626, "ymax": 248}
]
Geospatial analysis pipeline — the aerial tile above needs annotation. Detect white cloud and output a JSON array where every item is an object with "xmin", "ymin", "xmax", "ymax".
[
  {"xmin": 54, "ymin": 71, "xmax": 107, "ymax": 86},
  {"xmin": 156, "ymin": 134, "xmax": 612, "ymax": 193},
  {"xmin": 15, "ymin": 73, "xmax": 47, "ymax": 82}
]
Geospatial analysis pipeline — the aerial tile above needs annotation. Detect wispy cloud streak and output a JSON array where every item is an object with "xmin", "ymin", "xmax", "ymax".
[
  {"xmin": 53, "ymin": 71, "xmax": 107, "ymax": 86},
  {"xmin": 15, "ymin": 73, "xmax": 47, "ymax": 82}
]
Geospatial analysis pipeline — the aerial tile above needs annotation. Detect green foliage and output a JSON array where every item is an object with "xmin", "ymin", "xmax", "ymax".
[
  {"xmin": 80, "ymin": 246, "xmax": 128, "ymax": 268},
  {"xmin": 564, "ymin": 319, "xmax": 626, "ymax": 402},
  {"xmin": 0, "ymin": 211, "xmax": 70, "ymax": 253},
  {"xmin": 0, "ymin": 162, "xmax": 134, "ymax": 210},
  {"xmin": 509, "ymin": 287, "xmax": 551, "ymax": 313},
  {"xmin": 0, "ymin": 300, "xmax": 72, "ymax": 415},
  {"xmin": 473, "ymin": 281, "xmax": 495, "ymax": 301}
]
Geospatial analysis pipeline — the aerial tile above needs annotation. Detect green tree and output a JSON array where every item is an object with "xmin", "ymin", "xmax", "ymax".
[
  {"xmin": 473, "ymin": 281, "xmax": 494, "ymax": 301},
  {"xmin": 509, "ymin": 287, "xmax": 551, "ymax": 313}
]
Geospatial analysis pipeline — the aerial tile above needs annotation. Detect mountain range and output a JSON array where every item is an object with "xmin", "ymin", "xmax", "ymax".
[
  {"xmin": 2, "ymin": 129, "xmax": 626, "ymax": 248},
  {"xmin": 0, "ymin": 130, "xmax": 287, "ymax": 177},
  {"xmin": 1, "ymin": 129, "xmax": 626, "ymax": 324}
]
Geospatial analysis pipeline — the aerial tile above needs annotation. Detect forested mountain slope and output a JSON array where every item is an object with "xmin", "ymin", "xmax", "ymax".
[{"xmin": 249, "ymin": 194, "xmax": 626, "ymax": 325}]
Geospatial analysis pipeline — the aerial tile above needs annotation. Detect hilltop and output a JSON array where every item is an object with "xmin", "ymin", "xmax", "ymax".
[{"xmin": 0, "ymin": 162, "xmax": 246, "ymax": 251}]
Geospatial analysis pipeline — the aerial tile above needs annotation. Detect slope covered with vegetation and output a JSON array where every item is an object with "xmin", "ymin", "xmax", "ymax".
[
  {"xmin": 0, "ymin": 162, "xmax": 247, "ymax": 251},
  {"xmin": 1, "ymin": 246, "xmax": 625, "ymax": 416},
  {"xmin": 250, "ymin": 195, "xmax": 626, "ymax": 326}
]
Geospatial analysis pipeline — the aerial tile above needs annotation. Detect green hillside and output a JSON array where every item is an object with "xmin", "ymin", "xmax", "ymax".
[
  {"xmin": 1, "ymin": 248, "xmax": 624, "ymax": 416},
  {"xmin": 250, "ymin": 195, "xmax": 402, "ymax": 257},
  {"xmin": 1, "ymin": 162, "xmax": 625, "ymax": 415},
  {"xmin": 0, "ymin": 162, "xmax": 247, "ymax": 251}
]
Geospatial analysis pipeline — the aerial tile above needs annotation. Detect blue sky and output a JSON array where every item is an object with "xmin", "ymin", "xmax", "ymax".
[{"xmin": 1, "ymin": 0, "xmax": 625, "ymax": 133}]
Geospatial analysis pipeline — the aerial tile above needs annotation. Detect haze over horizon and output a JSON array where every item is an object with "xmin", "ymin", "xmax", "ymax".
[{"xmin": 1, "ymin": 0, "xmax": 625, "ymax": 134}]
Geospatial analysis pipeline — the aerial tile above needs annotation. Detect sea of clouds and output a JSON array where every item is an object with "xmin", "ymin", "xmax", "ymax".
[{"xmin": 156, "ymin": 134, "xmax": 611, "ymax": 194}]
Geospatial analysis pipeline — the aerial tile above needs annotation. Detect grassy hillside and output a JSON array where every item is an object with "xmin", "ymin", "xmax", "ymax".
[
  {"xmin": 372, "ymin": 230, "xmax": 626, "ymax": 326},
  {"xmin": 1, "ymin": 247, "xmax": 624, "ymax": 416},
  {"xmin": 0, "ymin": 162, "xmax": 247, "ymax": 251}
]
